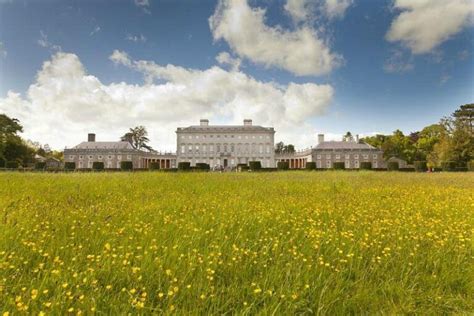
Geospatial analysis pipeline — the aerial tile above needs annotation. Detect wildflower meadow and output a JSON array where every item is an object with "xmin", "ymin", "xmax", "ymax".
[{"xmin": 0, "ymin": 172, "xmax": 473, "ymax": 314}]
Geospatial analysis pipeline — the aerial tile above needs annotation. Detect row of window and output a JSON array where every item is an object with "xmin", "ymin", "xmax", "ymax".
[
  {"xmin": 316, "ymin": 160, "xmax": 379, "ymax": 168},
  {"xmin": 70, "ymin": 154, "xmax": 132, "ymax": 161},
  {"xmin": 180, "ymin": 144, "xmax": 272, "ymax": 154},
  {"xmin": 184, "ymin": 158, "xmax": 272, "ymax": 168},
  {"xmin": 180, "ymin": 134, "xmax": 271, "ymax": 140},
  {"xmin": 316, "ymin": 154, "xmax": 378, "ymax": 160}
]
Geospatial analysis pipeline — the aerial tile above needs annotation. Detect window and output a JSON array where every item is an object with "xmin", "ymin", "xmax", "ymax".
[
  {"xmin": 317, "ymin": 161, "xmax": 321, "ymax": 168},
  {"xmin": 107, "ymin": 161, "xmax": 112, "ymax": 168},
  {"xmin": 231, "ymin": 144, "xmax": 234, "ymax": 152},
  {"xmin": 326, "ymin": 154, "xmax": 331, "ymax": 160},
  {"xmin": 245, "ymin": 135, "xmax": 249, "ymax": 139},
  {"xmin": 181, "ymin": 145, "xmax": 185, "ymax": 154},
  {"xmin": 196, "ymin": 135, "xmax": 199, "ymax": 139},
  {"xmin": 79, "ymin": 161, "xmax": 83, "ymax": 168},
  {"xmin": 317, "ymin": 154, "xmax": 321, "ymax": 159},
  {"xmin": 374, "ymin": 161, "xmax": 378, "ymax": 168},
  {"xmin": 108, "ymin": 155, "xmax": 112, "ymax": 160},
  {"xmin": 217, "ymin": 144, "xmax": 221, "ymax": 152},
  {"xmin": 238, "ymin": 135, "xmax": 242, "ymax": 139},
  {"xmin": 224, "ymin": 145, "xmax": 227, "ymax": 152},
  {"xmin": 345, "ymin": 160, "xmax": 350, "ymax": 168},
  {"xmin": 231, "ymin": 159, "xmax": 235, "ymax": 165},
  {"xmin": 203, "ymin": 145, "xmax": 207, "ymax": 153},
  {"xmin": 117, "ymin": 155, "xmax": 122, "ymax": 160},
  {"xmin": 181, "ymin": 135, "xmax": 185, "ymax": 139},
  {"xmin": 188, "ymin": 135, "xmax": 192, "ymax": 139},
  {"xmin": 266, "ymin": 135, "xmax": 270, "ymax": 139},
  {"xmin": 373, "ymin": 154, "xmax": 378, "ymax": 159},
  {"xmin": 259, "ymin": 135, "xmax": 263, "ymax": 139},
  {"xmin": 196, "ymin": 145, "xmax": 200, "ymax": 152},
  {"xmin": 88, "ymin": 161, "xmax": 93, "ymax": 168},
  {"xmin": 363, "ymin": 154, "xmax": 369, "ymax": 160},
  {"xmin": 98, "ymin": 155, "xmax": 103, "ymax": 160},
  {"xmin": 259, "ymin": 144, "xmax": 263, "ymax": 154},
  {"xmin": 266, "ymin": 146, "xmax": 270, "ymax": 154},
  {"xmin": 252, "ymin": 135, "xmax": 255, "ymax": 139},
  {"xmin": 89, "ymin": 155, "xmax": 93, "ymax": 160},
  {"xmin": 127, "ymin": 155, "xmax": 131, "ymax": 160},
  {"xmin": 335, "ymin": 154, "xmax": 340, "ymax": 159},
  {"xmin": 188, "ymin": 145, "xmax": 192, "ymax": 153},
  {"xmin": 354, "ymin": 154, "xmax": 359, "ymax": 159},
  {"xmin": 79, "ymin": 155, "xmax": 83, "ymax": 160},
  {"xmin": 354, "ymin": 160, "xmax": 359, "ymax": 168},
  {"xmin": 210, "ymin": 145, "xmax": 214, "ymax": 152},
  {"xmin": 326, "ymin": 161, "xmax": 331, "ymax": 168},
  {"xmin": 345, "ymin": 154, "xmax": 350, "ymax": 159}
]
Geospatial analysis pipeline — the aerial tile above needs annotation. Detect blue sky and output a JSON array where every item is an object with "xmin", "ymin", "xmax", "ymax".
[{"xmin": 0, "ymin": 0, "xmax": 473, "ymax": 150}]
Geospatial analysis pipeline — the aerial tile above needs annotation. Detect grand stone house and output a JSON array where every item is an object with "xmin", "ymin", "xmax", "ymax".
[
  {"xmin": 176, "ymin": 119, "xmax": 275, "ymax": 168},
  {"xmin": 64, "ymin": 133, "xmax": 176, "ymax": 169},
  {"xmin": 275, "ymin": 134, "xmax": 385, "ymax": 169}
]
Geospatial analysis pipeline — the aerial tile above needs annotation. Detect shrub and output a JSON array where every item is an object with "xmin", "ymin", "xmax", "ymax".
[
  {"xmin": 468, "ymin": 160, "xmax": 474, "ymax": 171},
  {"xmin": 0, "ymin": 158, "xmax": 5, "ymax": 168},
  {"xmin": 414, "ymin": 161, "xmax": 428, "ymax": 172},
  {"xmin": 455, "ymin": 167, "xmax": 468, "ymax": 172},
  {"xmin": 399, "ymin": 167, "xmax": 415, "ymax": 172},
  {"xmin": 64, "ymin": 162, "xmax": 76, "ymax": 170},
  {"xmin": 6, "ymin": 161, "xmax": 19, "ymax": 169},
  {"xmin": 149, "ymin": 162, "xmax": 161, "ymax": 170},
  {"xmin": 195, "ymin": 163, "xmax": 210, "ymax": 171},
  {"xmin": 333, "ymin": 162, "xmax": 345, "ymax": 170},
  {"xmin": 305, "ymin": 162, "xmax": 316, "ymax": 170},
  {"xmin": 92, "ymin": 162, "xmax": 104, "ymax": 171},
  {"xmin": 248, "ymin": 161, "xmax": 262, "ymax": 171},
  {"xmin": 35, "ymin": 162, "xmax": 46, "ymax": 170},
  {"xmin": 387, "ymin": 161, "xmax": 399, "ymax": 171},
  {"xmin": 178, "ymin": 162, "xmax": 191, "ymax": 171},
  {"xmin": 277, "ymin": 161, "xmax": 289, "ymax": 170},
  {"xmin": 120, "ymin": 161, "xmax": 133, "ymax": 171},
  {"xmin": 360, "ymin": 162, "xmax": 372, "ymax": 170},
  {"xmin": 441, "ymin": 161, "xmax": 456, "ymax": 172}
]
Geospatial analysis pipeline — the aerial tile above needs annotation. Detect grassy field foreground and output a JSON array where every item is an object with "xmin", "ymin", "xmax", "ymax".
[{"xmin": 0, "ymin": 172, "xmax": 473, "ymax": 314}]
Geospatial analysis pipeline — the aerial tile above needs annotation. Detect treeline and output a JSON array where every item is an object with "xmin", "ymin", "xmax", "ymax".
[
  {"xmin": 361, "ymin": 104, "xmax": 473, "ymax": 168},
  {"xmin": 0, "ymin": 114, "xmax": 62, "ymax": 167}
]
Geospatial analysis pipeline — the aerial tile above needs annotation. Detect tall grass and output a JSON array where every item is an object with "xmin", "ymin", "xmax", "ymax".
[{"xmin": 0, "ymin": 172, "xmax": 473, "ymax": 314}]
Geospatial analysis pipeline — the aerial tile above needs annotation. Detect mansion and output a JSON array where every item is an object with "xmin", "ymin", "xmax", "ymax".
[{"xmin": 64, "ymin": 119, "xmax": 389, "ymax": 170}]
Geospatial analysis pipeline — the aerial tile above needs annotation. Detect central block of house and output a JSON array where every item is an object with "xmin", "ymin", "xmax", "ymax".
[{"xmin": 176, "ymin": 119, "xmax": 275, "ymax": 168}]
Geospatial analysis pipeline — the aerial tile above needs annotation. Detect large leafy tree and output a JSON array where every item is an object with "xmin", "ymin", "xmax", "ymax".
[
  {"xmin": 0, "ymin": 114, "xmax": 36, "ymax": 164},
  {"xmin": 121, "ymin": 126, "xmax": 154, "ymax": 152},
  {"xmin": 274, "ymin": 142, "xmax": 295, "ymax": 154}
]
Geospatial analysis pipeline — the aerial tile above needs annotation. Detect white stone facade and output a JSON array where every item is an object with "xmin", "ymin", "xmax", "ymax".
[{"xmin": 176, "ymin": 119, "xmax": 275, "ymax": 168}]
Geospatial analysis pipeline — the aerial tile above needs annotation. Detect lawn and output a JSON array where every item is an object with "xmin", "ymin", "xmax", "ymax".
[{"xmin": 0, "ymin": 172, "xmax": 473, "ymax": 314}]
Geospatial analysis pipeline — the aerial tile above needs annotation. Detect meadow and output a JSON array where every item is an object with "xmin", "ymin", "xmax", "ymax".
[{"xmin": 0, "ymin": 172, "xmax": 473, "ymax": 315}]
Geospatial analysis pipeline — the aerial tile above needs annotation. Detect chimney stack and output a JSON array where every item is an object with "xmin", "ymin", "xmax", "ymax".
[
  {"xmin": 243, "ymin": 119, "xmax": 252, "ymax": 126},
  {"xmin": 356, "ymin": 134, "xmax": 359, "ymax": 143},
  {"xmin": 200, "ymin": 119, "xmax": 209, "ymax": 126},
  {"xmin": 88, "ymin": 133, "xmax": 96, "ymax": 142},
  {"xmin": 318, "ymin": 134, "xmax": 324, "ymax": 144}
]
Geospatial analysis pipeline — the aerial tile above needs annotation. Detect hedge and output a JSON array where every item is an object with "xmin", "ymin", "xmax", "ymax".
[
  {"xmin": 399, "ymin": 167, "xmax": 415, "ymax": 172},
  {"xmin": 35, "ymin": 162, "xmax": 46, "ymax": 170},
  {"xmin": 195, "ymin": 163, "xmax": 210, "ymax": 171},
  {"xmin": 149, "ymin": 162, "xmax": 161, "ymax": 170},
  {"xmin": 6, "ymin": 161, "xmax": 19, "ymax": 169},
  {"xmin": 249, "ymin": 161, "xmax": 262, "ymax": 171},
  {"xmin": 305, "ymin": 162, "xmax": 316, "ymax": 170},
  {"xmin": 120, "ymin": 161, "xmax": 133, "ymax": 171},
  {"xmin": 64, "ymin": 162, "xmax": 76, "ymax": 170},
  {"xmin": 359, "ymin": 162, "xmax": 372, "ymax": 170},
  {"xmin": 0, "ymin": 159, "xmax": 5, "ymax": 168},
  {"xmin": 178, "ymin": 162, "xmax": 191, "ymax": 171},
  {"xmin": 92, "ymin": 162, "xmax": 104, "ymax": 171},
  {"xmin": 277, "ymin": 161, "xmax": 289, "ymax": 170},
  {"xmin": 441, "ymin": 161, "xmax": 456, "ymax": 172},
  {"xmin": 468, "ymin": 160, "xmax": 474, "ymax": 171},
  {"xmin": 387, "ymin": 161, "xmax": 399, "ymax": 171},
  {"xmin": 333, "ymin": 162, "xmax": 345, "ymax": 170},
  {"xmin": 414, "ymin": 161, "xmax": 428, "ymax": 172}
]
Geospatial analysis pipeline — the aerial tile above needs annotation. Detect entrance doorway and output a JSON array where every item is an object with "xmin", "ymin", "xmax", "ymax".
[{"xmin": 223, "ymin": 159, "xmax": 228, "ymax": 168}]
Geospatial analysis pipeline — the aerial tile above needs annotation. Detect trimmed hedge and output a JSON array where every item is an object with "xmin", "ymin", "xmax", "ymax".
[
  {"xmin": 120, "ymin": 161, "xmax": 133, "ymax": 171},
  {"xmin": 178, "ymin": 162, "xmax": 191, "ymax": 171},
  {"xmin": 149, "ymin": 162, "xmax": 161, "ymax": 170},
  {"xmin": 387, "ymin": 161, "xmax": 399, "ymax": 171},
  {"xmin": 35, "ymin": 162, "xmax": 46, "ymax": 170},
  {"xmin": 305, "ymin": 162, "xmax": 316, "ymax": 170},
  {"xmin": 6, "ymin": 161, "xmax": 19, "ymax": 169},
  {"xmin": 441, "ymin": 161, "xmax": 456, "ymax": 172},
  {"xmin": 64, "ymin": 162, "xmax": 76, "ymax": 170},
  {"xmin": 249, "ymin": 161, "xmax": 262, "ymax": 171},
  {"xmin": 333, "ymin": 162, "xmax": 345, "ymax": 170},
  {"xmin": 92, "ymin": 162, "xmax": 104, "ymax": 171},
  {"xmin": 277, "ymin": 161, "xmax": 289, "ymax": 170},
  {"xmin": 0, "ymin": 159, "xmax": 5, "ymax": 168},
  {"xmin": 468, "ymin": 160, "xmax": 474, "ymax": 171},
  {"xmin": 360, "ymin": 162, "xmax": 372, "ymax": 170},
  {"xmin": 195, "ymin": 163, "xmax": 210, "ymax": 171},
  {"xmin": 399, "ymin": 167, "xmax": 415, "ymax": 172},
  {"xmin": 414, "ymin": 161, "xmax": 428, "ymax": 172}
]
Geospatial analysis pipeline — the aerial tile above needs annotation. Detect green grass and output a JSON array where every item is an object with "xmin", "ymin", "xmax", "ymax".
[{"xmin": 0, "ymin": 172, "xmax": 473, "ymax": 314}]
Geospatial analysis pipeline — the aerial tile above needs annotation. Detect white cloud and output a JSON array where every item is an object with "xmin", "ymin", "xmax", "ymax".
[
  {"xmin": 90, "ymin": 26, "xmax": 101, "ymax": 36},
  {"xmin": 215, "ymin": 52, "xmax": 241, "ymax": 71},
  {"xmin": 386, "ymin": 0, "xmax": 474, "ymax": 54},
  {"xmin": 134, "ymin": 0, "xmax": 151, "ymax": 14},
  {"xmin": 383, "ymin": 49, "xmax": 414, "ymax": 73},
  {"xmin": 0, "ymin": 41, "xmax": 6, "ymax": 58},
  {"xmin": 37, "ymin": 30, "xmax": 61, "ymax": 52},
  {"xmin": 284, "ymin": 0, "xmax": 313, "ymax": 23},
  {"xmin": 284, "ymin": 0, "xmax": 352, "ymax": 23},
  {"xmin": 323, "ymin": 0, "xmax": 353, "ymax": 19},
  {"xmin": 0, "ymin": 51, "xmax": 334, "ymax": 151},
  {"xmin": 209, "ymin": 0, "xmax": 342, "ymax": 76},
  {"xmin": 125, "ymin": 34, "xmax": 147, "ymax": 43}
]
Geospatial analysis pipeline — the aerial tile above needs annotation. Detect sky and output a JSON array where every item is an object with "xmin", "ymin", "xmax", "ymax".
[{"xmin": 0, "ymin": 0, "xmax": 473, "ymax": 151}]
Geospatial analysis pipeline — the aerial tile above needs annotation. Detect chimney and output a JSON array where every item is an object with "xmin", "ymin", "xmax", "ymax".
[
  {"xmin": 355, "ymin": 134, "xmax": 359, "ymax": 143},
  {"xmin": 318, "ymin": 134, "xmax": 324, "ymax": 144},
  {"xmin": 88, "ymin": 133, "xmax": 96, "ymax": 142},
  {"xmin": 243, "ymin": 119, "xmax": 252, "ymax": 126},
  {"xmin": 200, "ymin": 119, "xmax": 209, "ymax": 126}
]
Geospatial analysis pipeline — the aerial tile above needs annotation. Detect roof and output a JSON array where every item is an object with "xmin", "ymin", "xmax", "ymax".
[
  {"xmin": 314, "ymin": 141, "xmax": 377, "ymax": 150},
  {"xmin": 177, "ymin": 125, "xmax": 274, "ymax": 133},
  {"xmin": 73, "ymin": 141, "xmax": 134, "ymax": 150}
]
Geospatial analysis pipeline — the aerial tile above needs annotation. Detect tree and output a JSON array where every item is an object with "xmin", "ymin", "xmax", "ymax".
[
  {"xmin": 453, "ymin": 103, "xmax": 473, "ymax": 135},
  {"xmin": 284, "ymin": 144, "xmax": 295, "ymax": 153},
  {"xmin": 274, "ymin": 142, "xmax": 295, "ymax": 154},
  {"xmin": 274, "ymin": 141, "xmax": 285, "ymax": 154},
  {"xmin": 121, "ymin": 126, "xmax": 154, "ymax": 151},
  {"xmin": 0, "ymin": 114, "xmax": 23, "ymax": 160}
]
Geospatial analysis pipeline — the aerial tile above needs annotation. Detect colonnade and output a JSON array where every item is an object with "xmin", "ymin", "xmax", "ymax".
[{"xmin": 276, "ymin": 158, "xmax": 308, "ymax": 169}]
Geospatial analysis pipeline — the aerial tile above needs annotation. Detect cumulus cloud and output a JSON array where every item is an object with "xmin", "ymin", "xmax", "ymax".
[
  {"xmin": 386, "ymin": 0, "xmax": 474, "ymax": 54},
  {"xmin": 37, "ymin": 30, "xmax": 61, "ymax": 52},
  {"xmin": 126, "ymin": 34, "xmax": 147, "ymax": 43},
  {"xmin": 285, "ymin": 0, "xmax": 352, "ymax": 23},
  {"xmin": 215, "ymin": 52, "xmax": 241, "ymax": 71},
  {"xmin": 0, "ymin": 51, "xmax": 334, "ymax": 150},
  {"xmin": 209, "ymin": 0, "xmax": 342, "ymax": 76},
  {"xmin": 383, "ymin": 49, "xmax": 414, "ymax": 73},
  {"xmin": 134, "ymin": 0, "xmax": 150, "ymax": 14}
]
